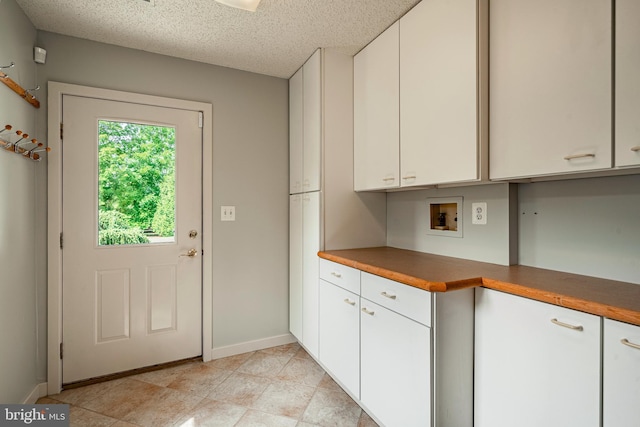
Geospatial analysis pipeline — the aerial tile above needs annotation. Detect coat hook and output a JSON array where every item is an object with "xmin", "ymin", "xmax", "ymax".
[
  {"xmin": 0, "ymin": 62, "xmax": 15, "ymax": 77},
  {"xmin": 28, "ymin": 146, "xmax": 50, "ymax": 161},
  {"xmin": 24, "ymin": 142, "xmax": 43, "ymax": 158},
  {"xmin": 25, "ymin": 85, "xmax": 40, "ymax": 98},
  {"xmin": 14, "ymin": 137, "xmax": 37, "ymax": 153},
  {"xmin": 5, "ymin": 131, "xmax": 28, "ymax": 150},
  {"xmin": 0, "ymin": 124, "xmax": 12, "ymax": 135}
]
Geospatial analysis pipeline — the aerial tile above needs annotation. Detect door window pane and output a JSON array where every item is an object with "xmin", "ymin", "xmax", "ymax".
[{"xmin": 98, "ymin": 120, "xmax": 176, "ymax": 246}]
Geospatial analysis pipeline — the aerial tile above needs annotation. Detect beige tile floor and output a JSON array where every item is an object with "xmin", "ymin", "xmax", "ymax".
[{"xmin": 37, "ymin": 342, "xmax": 379, "ymax": 427}]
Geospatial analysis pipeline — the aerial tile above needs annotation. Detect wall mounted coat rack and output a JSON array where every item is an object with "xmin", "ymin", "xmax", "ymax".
[
  {"xmin": 0, "ymin": 62, "xmax": 41, "ymax": 108},
  {"xmin": 0, "ymin": 124, "xmax": 49, "ymax": 161}
]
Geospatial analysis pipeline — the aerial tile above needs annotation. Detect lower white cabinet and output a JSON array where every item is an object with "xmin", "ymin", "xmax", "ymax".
[
  {"xmin": 603, "ymin": 318, "xmax": 640, "ymax": 427},
  {"xmin": 289, "ymin": 192, "xmax": 320, "ymax": 358},
  {"xmin": 474, "ymin": 288, "xmax": 601, "ymax": 427},
  {"xmin": 318, "ymin": 279, "xmax": 360, "ymax": 397},
  {"xmin": 317, "ymin": 259, "xmax": 474, "ymax": 427},
  {"xmin": 360, "ymin": 299, "xmax": 431, "ymax": 426}
]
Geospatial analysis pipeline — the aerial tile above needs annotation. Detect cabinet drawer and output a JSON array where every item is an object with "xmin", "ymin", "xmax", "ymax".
[
  {"xmin": 319, "ymin": 259, "xmax": 360, "ymax": 294},
  {"xmin": 361, "ymin": 272, "xmax": 431, "ymax": 326}
]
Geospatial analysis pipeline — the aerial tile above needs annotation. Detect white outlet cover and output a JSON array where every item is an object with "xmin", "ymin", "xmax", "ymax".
[{"xmin": 472, "ymin": 202, "xmax": 487, "ymax": 225}]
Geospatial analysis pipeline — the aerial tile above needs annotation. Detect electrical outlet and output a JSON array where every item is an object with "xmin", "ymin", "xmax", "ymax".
[
  {"xmin": 472, "ymin": 202, "xmax": 487, "ymax": 225},
  {"xmin": 221, "ymin": 206, "xmax": 235, "ymax": 221}
]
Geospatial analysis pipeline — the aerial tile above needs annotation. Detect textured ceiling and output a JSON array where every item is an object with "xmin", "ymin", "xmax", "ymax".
[{"xmin": 15, "ymin": 0, "xmax": 420, "ymax": 78}]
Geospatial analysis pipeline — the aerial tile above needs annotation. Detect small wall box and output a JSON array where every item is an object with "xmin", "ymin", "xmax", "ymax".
[{"xmin": 427, "ymin": 197, "xmax": 462, "ymax": 238}]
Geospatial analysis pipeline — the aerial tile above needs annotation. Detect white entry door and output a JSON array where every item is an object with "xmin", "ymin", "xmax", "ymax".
[{"xmin": 62, "ymin": 95, "xmax": 202, "ymax": 384}]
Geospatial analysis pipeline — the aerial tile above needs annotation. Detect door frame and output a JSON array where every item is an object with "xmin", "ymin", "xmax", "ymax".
[{"xmin": 47, "ymin": 82, "xmax": 213, "ymax": 395}]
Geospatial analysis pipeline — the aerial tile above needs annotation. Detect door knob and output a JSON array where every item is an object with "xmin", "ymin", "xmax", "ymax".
[{"xmin": 179, "ymin": 248, "xmax": 198, "ymax": 258}]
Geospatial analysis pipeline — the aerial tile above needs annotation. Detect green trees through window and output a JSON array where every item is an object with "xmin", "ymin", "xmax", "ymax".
[{"xmin": 98, "ymin": 120, "xmax": 176, "ymax": 245}]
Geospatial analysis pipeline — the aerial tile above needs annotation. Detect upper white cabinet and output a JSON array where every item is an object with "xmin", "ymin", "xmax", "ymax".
[
  {"xmin": 489, "ymin": 0, "xmax": 612, "ymax": 179},
  {"xmin": 289, "ymin": 50, "xmax": 321, "ymax": 194},
  {"xmin": 603, "ymin": 318, "xmax": 640, "ymax": 427},
  {"xmin": 289, "ymin": 69, "xmax": 304, "ymax": 194},
  {"xmin": 354, "ymin": 22, "xmax": 400, "ymax": 191},
  {"xmin": 354, "ymin": 0, "xmax": 486, "ymax": 191},
  {"xmin": 615, "ymin": 0, "xmax": 640, "ymax": 168},
  {"xmin": 475, "ymin": 288, "xmax": 601, "ymax": 427},
  {"xmin": 400, "ymin": 0, "xmax": 484, "ymax": 187},
  {"xmin": 303, "ymin": 50, "xmax": 322, "ymax": 193}
]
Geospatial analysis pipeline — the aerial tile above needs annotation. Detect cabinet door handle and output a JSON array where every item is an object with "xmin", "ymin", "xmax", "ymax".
[
  {"xmin": 631, "ymin": 146, "xmax": 640, "ymax": 152},
  {"xmin": 361, "ymin": 307, "xmax": 375, "ymax": 316},
  {"xmin": 563, "ymin": 153, "xmax": 595, "ymax": 161},
  {"xmin": 344, "ymin": 298, "xmax": 356, "ymax": 306},
  {"xmin": 621, "ymin": 338, "xmax": 640, "ymax": 350},
  {"xmin": 331, "ymin": 272, "xmax": 342, "ymax": 278},
  {"xmin": 381, "ymin": 291, "xmax": 397, "ymax": 300},
  {"xmin": 550, "ymin": 318, "xmax": 583, "ymax": 331},
  {"xmin": 382, "ymin": 176, "xmax": 395, "ymax": 182},
  {"xmin": 402, "ymin": 175, "xmax": 417, "ymax": 180}
]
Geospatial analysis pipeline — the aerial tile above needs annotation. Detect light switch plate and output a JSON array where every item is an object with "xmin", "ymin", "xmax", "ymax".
[
  {"xmin": 472, "ymin": 202, "xmax": 487, "ymax": 225},
  {"xmin": 221, "ymin": 206, "xmax": 235, "ymax": 221}
]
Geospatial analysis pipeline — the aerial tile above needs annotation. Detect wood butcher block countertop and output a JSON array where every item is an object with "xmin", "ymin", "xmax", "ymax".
[{"xmin": 318, "ymin": 247, "xmax": 640, "ymax": 327}]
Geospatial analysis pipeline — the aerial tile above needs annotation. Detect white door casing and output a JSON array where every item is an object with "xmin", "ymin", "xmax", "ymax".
[
  {"xmin": 48, "ymin": 82, "xmax": 213, "ymax": 393},
  {"xmin": 62, "ymin": 95, "xmax": 201, "ymax": 383}
]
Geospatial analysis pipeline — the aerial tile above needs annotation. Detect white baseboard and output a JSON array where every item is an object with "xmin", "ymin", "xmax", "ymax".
[
  {"xmin": 210, "ymin": 334, "xmax": 297, "ymax": 360},
  {"xmin": 22, "ymin": 383, "xmax": 48, "ymax": 404}
]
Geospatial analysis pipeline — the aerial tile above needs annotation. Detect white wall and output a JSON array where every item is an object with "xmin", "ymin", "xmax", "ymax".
[
  {"xmin": 386, "ymin": 183, "xmax": 517, "ymax": 266},
  {"xmin": 519, "ymin": 175, "xmax": 640, "ymax": 284},
  {"xmin": 386, "ymin": 175, "xmax": 640, "ymax": 284},
  {"xmin": 31, "ymin": 29, "xmax": 289, "ymax": 366},
  {"xmin": 0, "ymin": 0, "xmax": 40, "ymax": 403}
]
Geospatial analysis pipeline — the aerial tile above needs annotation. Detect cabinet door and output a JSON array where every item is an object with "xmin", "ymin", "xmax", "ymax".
[
  {"xmin": 490, "ymin": 0, "xmax": 611, "ymax": 179},
  {"xmin": 301, "ymin": 191, "xmax": 320, "ymax": 358},
  {"xmin": 289, "ymin": 195, "xmax": 303, "ymax": 340},
  {"xmin": 616, "ymin": 0, "xmax": 640, "ymax": 167},
  {"xmin": 361, "ymin": 299, "xmax": 431, "ymax": 427},
  {"xmin": 318, "ymin": 280, "xmax": 360, "ymax": 397},
  {"xmin": 475, "ymin": 288, "xmax": 601, "ymax": 427},
  {"xmin": 354, "ymin": 22, "xmax": 400, "ymax": 191},
  {"xmin": 400, "ymin": 0, "xmax": 478, "ymax": 186},
  {"xmin": 289, "ymin": 68, "xmax": 303, "ymax": 194},
  {"xmin": 603, "ymin": 318, "xmax": 640, "ymax": 427},
  {"xmin": 303, "ymin": 50, "xmax": 322, "ymax": 193}
]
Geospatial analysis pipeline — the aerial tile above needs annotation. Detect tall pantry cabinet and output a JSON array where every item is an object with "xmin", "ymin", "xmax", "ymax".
[{"xmin": 288, "ymin": 49, "xmax": 386, "ymax": 359}]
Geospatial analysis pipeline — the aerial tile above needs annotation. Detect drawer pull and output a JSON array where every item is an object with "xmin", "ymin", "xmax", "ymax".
[
  {"xmin": 550, "ymin": 318, "xmax": 583, "ymax": 331},
  {"xmin": 381, "ymin": 291, "xmax": 397, "ymax": 300},
  {"xmin": 344, "ymin": 298, "xmax": 356, "ymax": 306},
  {"xmin": 563, "ymin": 153, "xmax": 595, "ymax": 161},
  {"xmin": 631, "ymin": 146, "xmax": 640, "ymax": 152},
  {"xmin": 621, "ymin": 338, "xmax": 640, "ymax": 350},
  {"xmin": 361, "ymin": 307, "xmax": 375, "ymax": 316},
  {"xmin": 331, "ymin": 272, "xmax": 342, "ymax": 278}
]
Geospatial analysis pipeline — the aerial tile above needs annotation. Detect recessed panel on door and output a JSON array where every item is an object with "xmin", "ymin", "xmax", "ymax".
[
  {"xmin": 96, "ymin": 269, "xmax": 130, "ymax": 342},
  {"xmin": 147, "ymin": 265, "xmax": 177, "ymax": 333}
]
